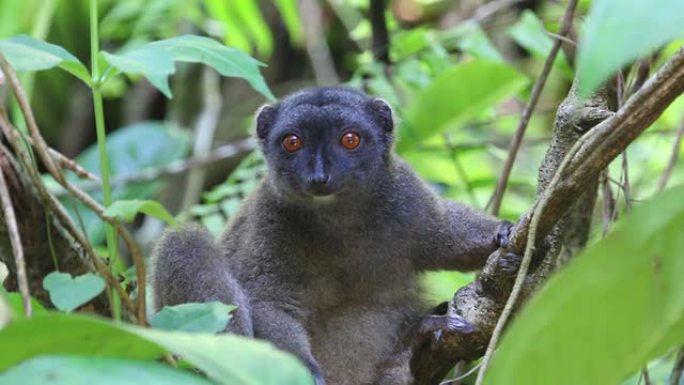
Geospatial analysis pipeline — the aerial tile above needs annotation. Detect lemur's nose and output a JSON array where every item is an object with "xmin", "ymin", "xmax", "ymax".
[{"xmin": 308, "ymin": 173, "xmax": 330, "ymax": 186}]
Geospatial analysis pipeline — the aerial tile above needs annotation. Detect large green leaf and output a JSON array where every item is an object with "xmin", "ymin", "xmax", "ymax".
[
  {"xmin": 398, "ymin": 61, "xmax": 528, "ymax": 152},
  {"xmin": 0, "ymin": 313, "xmax": 313, "ymax": 385},
  {"xmin": 577, "ymin": 0, "xmax": 684, "ymax": 97},
  {"xmin": 0, "ymin": 356, "xmax": 214, "ymax": 385},
  {"xmin": 484, "ymin": 184, "xmax": 684, "ymax": 385},
  {"xmin": 42, "ymin": 272, "xmax": 105, "ymax": 313},
  {"xmin": 134, "ymin": 328, "xmax": 313, "ymax": 385},
  {"xmin": 0, "ymin": 314, "xmax": 165, "ymax": 370},
  {"xmin": 102, "ymin": 34, "xmax": 274, "ymax": 100},
  {"xmin": 0, "ymin": 35, "xmax": 91, "ymax": 84},
  {"xmin": 150, "ymin": 302, "xmax": 234, "ymax": 333}
]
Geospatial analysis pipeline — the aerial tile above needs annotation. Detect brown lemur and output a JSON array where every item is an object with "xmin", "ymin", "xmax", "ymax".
[{"xmin": 152, "ymin": 87, "xmax": 519, "ymax": 385}]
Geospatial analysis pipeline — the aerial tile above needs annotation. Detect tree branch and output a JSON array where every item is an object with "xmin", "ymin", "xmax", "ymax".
[{"xmin": 377, "ymin": 45, "xmax": 684, "ymax": 385}]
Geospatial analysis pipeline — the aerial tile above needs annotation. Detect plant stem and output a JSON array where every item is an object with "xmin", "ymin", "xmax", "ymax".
[{"xmin": 89, "ymin": 0, "xmax": 121, "ymax": 321}]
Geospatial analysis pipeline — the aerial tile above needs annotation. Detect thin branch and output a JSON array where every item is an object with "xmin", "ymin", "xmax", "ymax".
[
  {"xmin": 0, "ymin": 53, "xmax": 63, "ymax": 184},
  {"xmin": 54, "ymin": 139, "xmax": 256, "ymax": 195},
  {"xmin": 180, "ymin": 68, "xmax": 222, "ymax": 211},
  {"xmin": 488, "ymin": 0, "xmax": 578, "ymax": 215},
  {"xmin": 0, "ymin": 160, "xmax": 32, "ymax": 317},
  {"xmin": 657, "ymin": 122, "xmax": 684, "ymax": 192}
]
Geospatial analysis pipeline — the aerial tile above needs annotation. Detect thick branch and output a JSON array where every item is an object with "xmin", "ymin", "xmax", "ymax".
[{"xmin": 379, "ymin": 46, "xmax": 684, "ymax": 385}]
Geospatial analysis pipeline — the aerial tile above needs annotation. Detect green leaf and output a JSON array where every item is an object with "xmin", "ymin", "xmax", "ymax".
[
  {"xmin": 150, "ymin": 302, "xmax": 235, "ymax": 333},
  {"xmin": 398, "ymin": 61, "xmax": 528, "ymax": 152},
  {"xmin": 577, "ymin": 0, "xmax": 684, "ymax": 97},
  {"xmin": 0, "ymin": 314, "xmax": 165, "ymax": 370},
  {"xmin": 0, "ymin": 35, "xmax": 91, "ymax": 84},
  {"xmin": 102, "ymin": 35, "xmax": 274, "ymax": 101},
  {"xmin": 42, "ymin": 272, "xmax": 105, "ymax": 313},
  {"xmin": 0, "ymin": 356, "xmax": 214, "ymax": 385},
  {"xmin": 0, "ymin": 313, "xmax": 313, "ymax": 385},
  {"xmin": 484, "ymin": 184, "xmax": 684, "ymax": 385},
  {"xmin": 507, "ymin": 10, "xmax": 572, "ymax": 77},
  {"xmin": 103, "ymin": 199, "xmax": 177, "ymax": 227},
  {"xmin": 131, "ymin": 328, "xmax": 314, "ymax": 385}
]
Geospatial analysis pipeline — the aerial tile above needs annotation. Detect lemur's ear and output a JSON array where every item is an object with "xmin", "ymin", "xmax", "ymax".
[
  {"xmin": 369, "ymin": 99, "xmax": 393, "ymax": 132},
  {"xmin": 256, "ymin": 105, "xmax": 278, "ymax": 140}
]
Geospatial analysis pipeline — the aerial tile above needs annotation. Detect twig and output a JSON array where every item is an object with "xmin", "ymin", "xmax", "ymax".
[
  {"xmin": 54, "ymin": 139, "xmax": 256, "ymax": 195},
  {"xmin": 0, "ymin": 161, "xmax": 32, "ymax": 317},
  {"xmin": 180, "ymin": 68, "xmax": 222, "ymax": 211},
  {"xmin": 488, "ymin": 0, "xmax": 578, "ymax": 215},
  {"xmin": 621, "ymin": 152, "xmax": 632, "ymax": 211},
  {"xmin": 445, "ymin": 133, "xmax": 479, "ymax": 208},
  {"xmin": 298, "ymin": 0, "xmax": 339, "ymax": 85},
  {"xmin": 544, "ymin": 30, "xmax": 576, "ymax": 46},
  {"xmin": 657, "ymin": 122, "xmax": 684, "ymax": 192},
  {"xmin": 0, "ymin": 53, "xmax": 63, "ymax": 184}
]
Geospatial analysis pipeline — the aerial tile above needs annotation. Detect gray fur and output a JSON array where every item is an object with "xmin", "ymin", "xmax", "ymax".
[{"xmin": 152, "ymin": 87, "xmax": 505, "ymax": 385}]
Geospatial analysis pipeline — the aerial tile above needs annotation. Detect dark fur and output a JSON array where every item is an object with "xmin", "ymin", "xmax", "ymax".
[{"xmin": 152, "ymin": 87, "xmax": 508, "ymax": 385}]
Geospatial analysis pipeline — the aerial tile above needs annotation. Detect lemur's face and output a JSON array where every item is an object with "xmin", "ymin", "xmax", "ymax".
[{"xmin": 256, "ymin": 87, "xmax": 393, "ymax": 203}]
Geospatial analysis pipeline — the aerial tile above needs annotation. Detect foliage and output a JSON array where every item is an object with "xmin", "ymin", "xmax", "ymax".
[
  {"xmin": 0, "ymin": 311, "xmax": 313, "ymax": 385},
  {"xmin": 485, "ymin": 184, "xmax": 684, "ymax": 385}
]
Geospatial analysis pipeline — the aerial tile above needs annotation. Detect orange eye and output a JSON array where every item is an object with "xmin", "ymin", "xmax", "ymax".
[
  {"xmin": 282, "ymin": 134, "xmax": 303, "ymax": 153},
  {"xmin": 340, "ymin": 131, "xmax": 361, "ymax": 150}
]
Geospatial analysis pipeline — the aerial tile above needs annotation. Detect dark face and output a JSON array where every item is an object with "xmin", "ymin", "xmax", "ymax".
[{"xmin": 256, "ymin": 87, "xmax": 393, "ymax": 204}]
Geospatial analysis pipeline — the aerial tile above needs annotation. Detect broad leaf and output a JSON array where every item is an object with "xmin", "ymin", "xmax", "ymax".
[
  {"xmin": 0, "ymin": 314, "xmax": 165, "ymax": 370},
  {"xmin": 150, "ymin": 302, "xmax": 235, "ymax": 333},
  {"xmin": 577, "ymin": 0, "xmax": 684, "ymax": 97},
  {"xmin": 42, "ymin": 272, "xmax": 105, "ymax": 313},
  {"xmin": 102, "ymin": 35, "xmax": 274, "ymax": 100},
  {"xmin": 0, "ymin": 35, "xmax": 91, "ymax": 84},
  {"xmin": 398, "ymin": 61, "xmax": 528, "ymax": 152},
  {"xmin": 0, "ymin": 313, "xmax": 313, "ymax": 385},
  {"xmin": 0, "ymin": 356, "xmax": 214, "ymax": 385},
  {"xmin": 484, "ymin": 184, "xmax": 684, "ymax": 385},
  {"xmin": 104, "ymin": 199, "xmax": 177, "ymax": 227}
]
